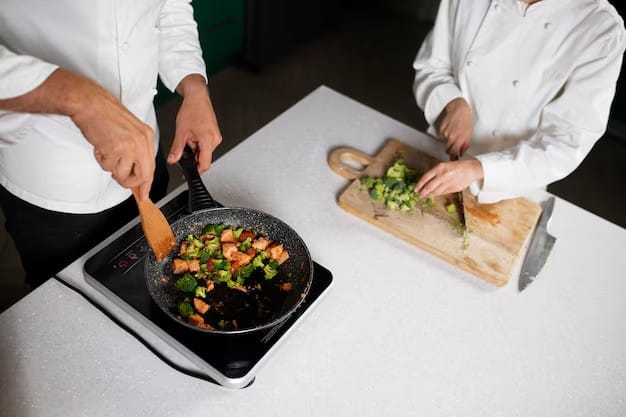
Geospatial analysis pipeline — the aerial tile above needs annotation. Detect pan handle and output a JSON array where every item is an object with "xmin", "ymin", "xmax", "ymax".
[{"xmin": 178, "ymin": 146, "xmax": 222, "ymax": 212}]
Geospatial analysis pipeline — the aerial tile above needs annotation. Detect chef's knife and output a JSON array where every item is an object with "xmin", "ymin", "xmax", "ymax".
[
  {"xmin": 450, "ymin": 154, "xmax": 467, "ymax": 230},
  {"xmin": 518, "ymin": 196, "xmax": 557, "ymax": 291}
]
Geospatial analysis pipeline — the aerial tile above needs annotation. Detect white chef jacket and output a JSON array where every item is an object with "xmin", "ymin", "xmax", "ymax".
[
  {"xmin": 413, "ymin": 0, "xmax": 626, "ymax": 203},
  {"xmin": 0, "ymin": 0, "xmax": 207, "ymax": 213}
]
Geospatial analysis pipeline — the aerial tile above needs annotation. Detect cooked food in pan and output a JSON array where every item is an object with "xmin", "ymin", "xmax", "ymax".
[{"xmin": 171, "ymin": 223, "xmax": 292, "ymax": 330}]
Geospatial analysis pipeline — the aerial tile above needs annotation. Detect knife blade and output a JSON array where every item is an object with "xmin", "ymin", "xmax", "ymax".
[
  {"xmin": 518, "ymin": 196, "xmax": 557, "ymax": 291},
  {"xmin": 450, "ymin": 154, "xmax": 467, "ymax": 230}
]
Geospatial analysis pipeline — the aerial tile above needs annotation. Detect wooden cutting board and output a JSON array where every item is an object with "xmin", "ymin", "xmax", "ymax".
[{"xmin": 328, "ymin": 139, "xmax": 542, "ymax": 286}]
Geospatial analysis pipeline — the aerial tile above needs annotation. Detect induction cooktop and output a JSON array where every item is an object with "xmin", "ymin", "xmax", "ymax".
[{"xmin": 83, "ymin": 189, "xmax": 333, "ymax": 389}]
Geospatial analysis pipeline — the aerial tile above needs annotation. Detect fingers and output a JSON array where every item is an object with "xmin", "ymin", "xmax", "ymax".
[
  {"xmin": 414, "ymin": 162, "xmax": 459, "ymax": 199},
  {"xmin": 167, "ymin": 132, "xmax": 187, "ymax": 165}
]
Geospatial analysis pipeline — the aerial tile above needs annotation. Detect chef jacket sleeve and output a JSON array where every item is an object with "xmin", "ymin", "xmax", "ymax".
[
  {"xmin": 474, "ymin": 28, "xmax": 626, "ymax": 203},
  {"xmin": 157, "ymin": 0, "xmax": 208, "ymax": 93},
  {"xmin": 0, "ymin": 44, "xmax": 58, "ymax": 100},
  {"xmin": 412, "ymin": 0, "xmax": 464, "ymax": 126}
]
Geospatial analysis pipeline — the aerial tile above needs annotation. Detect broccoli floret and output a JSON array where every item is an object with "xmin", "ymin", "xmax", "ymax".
[
  {"xmin": 232, "ymin": 227, "xmax": 243, "ymax": 240},
  {"xmin": 202, "ymin": 224, "xmax": 225, "ymax": 236},
  {"xmin": 213, "ymin": 259, "xmax": 231, "ymax": 271},
  {"xmin": 239, "ymin": 237, "xmax": 252, "ymax": 252},
  {"xmin": 446, "ymin": 203, "xmax": 457, "ymax": 213},
  {"xmin": 195, "ymin": 286, "xmax": 206, "ymax": 298},
  {"xmin": 263, "ymin": 260, "xmax": 279, "ymax": 280},
  {"xmin": 175, "ymin": 273, "xmax": 197, "ymax": 293},
  {"xmin": 178, "ymin": 299, "xmax": 194, "ymax": 317},
  {"xmin": 360, "ymin": 177, "xmax": 376, "ymax": 188},
  {"xmin": 234, "ymin": 262, "xmax": 255, "ymax": 281},
  {"xmin": 252, "ymin": 251, "xmax": 269, "ymax": 268},
  {"xmin": 213, "ymin": 269, "xmax": 232, "ymax": 283},
  {"xmin": 204, "ymin": 236, "xmax": 220, "ymax": 254}
]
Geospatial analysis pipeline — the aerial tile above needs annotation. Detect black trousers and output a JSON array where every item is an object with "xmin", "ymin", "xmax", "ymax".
[{"xmin": 0, "ymin": 148, "xmax": 169, "ymax": 288}]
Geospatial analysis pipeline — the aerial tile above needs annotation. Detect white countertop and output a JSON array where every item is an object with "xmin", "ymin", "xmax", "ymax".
[{"xmin": 2, "ymin": 86, "xmax": 626, "ymax": 417}]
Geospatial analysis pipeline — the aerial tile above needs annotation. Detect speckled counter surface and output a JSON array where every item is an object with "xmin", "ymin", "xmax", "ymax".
[{"xmin": 1, "ymin": 86, "xmax": 626, "ymax": 417}]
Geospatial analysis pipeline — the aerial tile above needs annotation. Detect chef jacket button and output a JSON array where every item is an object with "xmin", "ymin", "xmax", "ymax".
[
  {"xmin": 121, "ymin": 42, "xmax": 129, "ymax": 51},
  {"xmin": 493, "ymin": 3, "xmax": 499, "ymax": 11},
  {"xmin": 492, "ymin": 130, "xmax": 499, "ymax": 137},
  {"xmin": 466, "ymin": 60, "xmax": 473, "ymax": 67},
  {"xmin": 512, "ymin": 79, "xmax": 519, "ymax": 87},
  {"xmin": 151, "ymin": 88, "xmax": 158, "ymax": 96},
  {"xmin": 544, "ymin": 22, "xmax": 552, "ymax": 30}
]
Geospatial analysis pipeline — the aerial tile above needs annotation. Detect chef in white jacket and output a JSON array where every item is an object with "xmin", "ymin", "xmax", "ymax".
[
  {"xmin": 0, "ymin": 0, "xmax": 222, "ymax": 287},
  {"xmin": 413, "ymin": 0, "xmax": 625, "ymax": 203}
]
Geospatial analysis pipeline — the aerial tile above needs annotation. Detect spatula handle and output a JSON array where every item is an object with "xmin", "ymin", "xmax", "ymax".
[{"xmin": 179, "ymin": 146, "xmax": 221, "ymax": 212}]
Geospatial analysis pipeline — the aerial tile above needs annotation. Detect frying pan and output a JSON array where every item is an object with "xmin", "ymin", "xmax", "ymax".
[{"xmin": 144, "ymin": 148, "xmax": 313, "ymax": 335}]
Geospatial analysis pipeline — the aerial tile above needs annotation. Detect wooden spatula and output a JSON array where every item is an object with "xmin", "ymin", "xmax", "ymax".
[{"xmin": 132, "ymin": 188, "xmax": 176, "ymax": 261}]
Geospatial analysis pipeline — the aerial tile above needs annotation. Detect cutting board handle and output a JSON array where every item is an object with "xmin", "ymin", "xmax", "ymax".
[{"xmin": 328, "ymin": 147, "xmax": 375, "ymax": 180}]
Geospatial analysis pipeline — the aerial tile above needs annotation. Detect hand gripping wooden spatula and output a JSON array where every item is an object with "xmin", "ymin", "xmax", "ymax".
[{"xmin": 132, "ymin": 188, "xmax": 176, "ymax": 261}]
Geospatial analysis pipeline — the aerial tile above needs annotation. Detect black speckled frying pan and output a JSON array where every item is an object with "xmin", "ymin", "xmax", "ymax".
[{"xmin": 144, "ymin": 148, "xmax": 313, "ymax": 335}]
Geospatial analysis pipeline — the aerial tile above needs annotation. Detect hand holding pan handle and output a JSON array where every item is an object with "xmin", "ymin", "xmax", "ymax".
[{"xmin": 178, "ymin": 146, "xmax": 222, "ymax": 212}]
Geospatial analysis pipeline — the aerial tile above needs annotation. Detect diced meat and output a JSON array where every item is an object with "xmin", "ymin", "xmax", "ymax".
[
  {"xmin": 188, "ymin": 259, "xmax": 200, "ymax": 272},
  {"xmin": 280, "ymin": 282, "xmax": 293, "ymax": 291},
  {"xmin": 199, "ymin": 322, "xmax": 216, "ymax": 330},
  {"xmin": 252, "ymin": 237, "xmax": 270, "ymax": 251},
  {"xmin": 220, "ymin": 228, "xmax": 235, "ymax": 243},
  {"xmin": 222, "ymin": 242, "xmax": 238, "ymax": 260},
  {"xmin": 268, "ymin": 243, "xmax": 285, "ymax": 261},
  {"xmin": 206, "ymin": 259, "xmax": 215, "ymax": 272},
  {"xmin": 245, "ymin": 247, "xmax": 257, "ymax": 257},
  {"xmin": 187, "ymin": 314, "xmax": 204, "ymax": 327},
  {"xmin": 199, "ymin": 234, "xmax": 214, "ymax": 243},
  {"xmin": 178, "ymin": 241, "xmax": 188, "ymax": 257},
  {"xmin": 172, "ymin": 258, "xmax": 189, "ymax": 274},
  {"xmin": 230, "ymin": 261, "xmax": 240, "ymax": 274},
  {"xmin": 239, "ymin": 230, "xmax": 256, "ymax": 242},
  {"xmin": 231, "ymin": 251, "xmax": 253, "ymax": 266},
  {"xmin": 277, "ymin": 250, "xmax": 290, "ymax": 265},
  {"xmin": 193, "ymin": 297, "xmax": 210, "ymax": 314},
  {"xmin": 206, "ymin": 280, "xmax": 215, "ymax": 292}
]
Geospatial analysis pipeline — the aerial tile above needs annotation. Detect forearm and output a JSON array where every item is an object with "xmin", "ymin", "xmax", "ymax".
[
  {"xmin": 175, "ymin": 73, "xmax": 208, "ymax": 99},
  {"xmin": 0, "ymin": 68, "xmax": 106, "ymax": 119}
]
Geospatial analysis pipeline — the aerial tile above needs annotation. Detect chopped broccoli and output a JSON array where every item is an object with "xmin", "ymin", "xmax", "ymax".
[
  {"xmin": 175, "ymin": 273, "xmax": 197, "ymax": 293},
  {"xmin": 213, "ymin": 269, "xmax": 232, "ymax": 283},
  {"xmin": 234, "ymin": 262, "xmax": 255, "ymax": 281},
  {"xmin": 239, "ymin": 237, "xmax": 252, "ymax": 252},
  {"xmin": 202, "ymin": 224, "xmax": 225, "ymax": 236},
  {"xmin": 232, "ymin": 227, "xmax": 244, "ymax": 240},
  {"xmin": 360, "ymin": 159, "xmax": 431, "ymax": 215},
  {"xmin": 195, "ymin": 286, "xmax": 206, "ymax": 298},
  {"xmin": 213, "ymin": 259, "xmax": 231, "ymax": 271},
  {"xmin": 252, "ymin": 251, "xmax": 269, "ymax": 268},
  {"xmin": 178, "ymin": 299, "xmax": 194, "ymax": 317},
  {"xmin": 204, "ymin": 236, "xmax": 220, "ymax": 254},
  {"xmin": 263, "ymin": 260, "xmax": 279, "ymax": 280}
]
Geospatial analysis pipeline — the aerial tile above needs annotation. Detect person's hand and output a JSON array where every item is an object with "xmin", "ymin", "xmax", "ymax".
[
  {"xmin": 68, "ymin": 74, "xmax": 155, "ymax": 200},
  {"xmin": 436, "ymin": 97, "xmax": 473, "ymax": 157},
  {"xmin": 166, "ymin": 74, "xmax": 222, "ymax": 172},
  {"xmin": 0, "ymin": 68, "xmax": 156, "ymax": 199},
  {"xmin": 415, "ymin": 159, "xmax": 483, "ymax": 198}
]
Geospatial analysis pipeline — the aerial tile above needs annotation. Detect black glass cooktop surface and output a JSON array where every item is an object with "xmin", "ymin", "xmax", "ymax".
[{"xmin": 83, "ymin": 190, "xmax": 332, "ymax": 388}]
